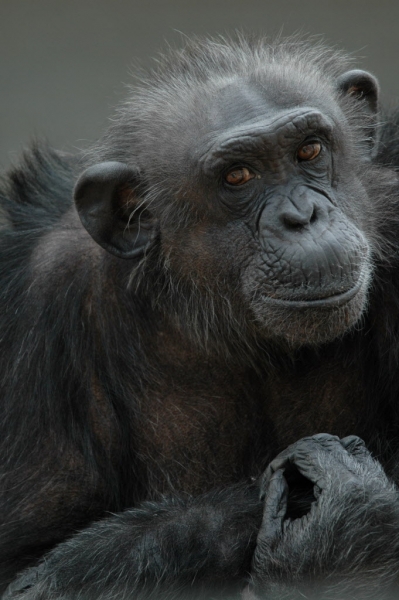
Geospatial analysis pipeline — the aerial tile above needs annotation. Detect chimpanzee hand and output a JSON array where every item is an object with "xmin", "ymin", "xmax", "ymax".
[{"xmin": 248, "ymin": 434, "xmax": 399, "ymax": 600}]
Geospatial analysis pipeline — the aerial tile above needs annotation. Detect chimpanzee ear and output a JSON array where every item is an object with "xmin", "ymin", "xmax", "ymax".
[
  {"xmin": 337, "ymin": 69, "xmax": 379, "ymax": 114},
  {"xmin": 74, "ymin": 162, "xmax": 157, "ymax": 259},
  {"xmin": 337, "ymin": 70, "xmax": 380, "ymax": 154}
]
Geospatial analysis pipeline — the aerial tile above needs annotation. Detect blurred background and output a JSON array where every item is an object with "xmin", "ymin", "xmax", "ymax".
[{"xmin": 1, "ymin": 0, "xmax": 398, "ymax": 169}]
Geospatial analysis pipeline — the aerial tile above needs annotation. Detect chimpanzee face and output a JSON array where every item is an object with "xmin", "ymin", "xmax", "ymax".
[{"xmin": 75, "ymin": 68, "xmax": 378, "ymax": 346}]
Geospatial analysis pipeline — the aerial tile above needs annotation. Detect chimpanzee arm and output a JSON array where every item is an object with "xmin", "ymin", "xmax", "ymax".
[
  {"xmin": 7, "ymin": 436, "xmax": 399, "ymax": 600},
  {"xmin": 247, "ymin": 434, "xmax": 399, "ymax": 600},
  {"xmin": 3, "ymin": 485, "xmax": 262, "ymax": 600}
]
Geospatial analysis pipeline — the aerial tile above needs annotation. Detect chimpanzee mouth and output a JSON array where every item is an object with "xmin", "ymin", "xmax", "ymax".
[
  {"xmin": 261, "ymin": 275, "xmax": 366, "ymax": 309},
  {"xmin": 253, "ymin": 241, "xmax": 372, "ymax": 312}
]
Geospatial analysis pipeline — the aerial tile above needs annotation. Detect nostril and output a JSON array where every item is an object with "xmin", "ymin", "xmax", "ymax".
[
  {"xmin": 283, "ymin": 217, "xmax": 305, "ymax": 230},
  {"xmin": 282, "ymin": 213, "xmax": 309, "ymax": 230},
  {"xmin": 281, "ymin": 206, "xmax": 318, "ymax": 230},
  {"xmin": 310, "ymin": 207, "xmax": 317, "ymax": 224}
]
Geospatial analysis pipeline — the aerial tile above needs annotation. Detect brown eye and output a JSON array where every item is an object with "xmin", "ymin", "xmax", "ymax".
[
  {"xmin": 225, "ymin": 167, "xmax": 255, "ymax": 186},
  {"xmin": 297, "ymin": 142, "xmax": 322, "ymax": 162}
]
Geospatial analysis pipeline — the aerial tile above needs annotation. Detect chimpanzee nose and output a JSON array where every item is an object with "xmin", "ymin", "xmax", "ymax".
[
  {"xmin": 258, "ymin": 186, "xmax": 330, "ymax": 241},
  {"xmin": 276, "ymin": 185, "xmax": 330, "ymax": 234}
]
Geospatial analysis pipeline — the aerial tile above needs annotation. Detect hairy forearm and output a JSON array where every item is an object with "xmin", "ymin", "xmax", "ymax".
[{"xmin": 4, "ymin": 485, "xmax": 262, "ymax": 600}]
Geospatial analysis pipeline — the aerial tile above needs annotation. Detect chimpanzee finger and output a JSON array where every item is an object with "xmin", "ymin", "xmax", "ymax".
[
  {"xmin": 256, "ymin": 469, "xmax": 288, "ymax": 553},
  {"xmin": 260, "ymin": 434, "xmax": 354, "ymax": 496},
  {"xmin": 259, "ymin": 439, "xmax": 318, "ymax": 498},
  {"xmin": 340, "ymin": 435, "xmax": 372, "ymax": 463}
]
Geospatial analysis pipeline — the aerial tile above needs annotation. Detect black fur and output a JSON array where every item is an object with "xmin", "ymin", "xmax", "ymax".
[{"xmin": 2, "ymin": 36, "xmax": 399, "ymax": 599}]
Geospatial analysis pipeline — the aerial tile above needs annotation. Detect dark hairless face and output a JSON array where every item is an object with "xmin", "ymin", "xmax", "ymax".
[{"xmin": 162, "ymin": 81, "xmax": 373, "ymax": 344}]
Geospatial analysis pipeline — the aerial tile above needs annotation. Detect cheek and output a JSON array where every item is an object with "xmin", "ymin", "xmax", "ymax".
[
  {"xmin": 345, "ymin": 196, "xmax": 374, "ymax": 251},
  {"xmin": 161, "ymin": 222, "xmax": 253, "ymax": 290}
]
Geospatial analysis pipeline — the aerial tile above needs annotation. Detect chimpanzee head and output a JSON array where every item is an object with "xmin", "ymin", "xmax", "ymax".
[{"xmin": 74, "ymin": 38, "xmax": 381, "ymax": 347}]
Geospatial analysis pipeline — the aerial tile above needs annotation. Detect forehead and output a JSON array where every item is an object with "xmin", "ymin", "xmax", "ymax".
[
  {"xmin": 188, "ymin": 71, "xmax": 342, "ymax": 143},
  {"xmin": 204, "ymin": 74, "xmax": 336, "ymax": 135},
  {"xmin": 212, "ymin": 82, "xmax": 293, "ymax": 126},
  {"xmin": 208, "ymin": 81, "xmax": 277, "ymax": 130},
  {"xmin": 181, "ymin": 76, "xmax": 338, "ymax": 168}
]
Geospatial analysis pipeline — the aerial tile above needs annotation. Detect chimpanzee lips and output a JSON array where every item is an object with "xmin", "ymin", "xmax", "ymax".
[
  {"xmin": 261, "ymin": 278, "xmax": 363, "ymax": 309},
  {"xmin": 259, "ymin": 264, "xmax": 371, "ymax": 309}
]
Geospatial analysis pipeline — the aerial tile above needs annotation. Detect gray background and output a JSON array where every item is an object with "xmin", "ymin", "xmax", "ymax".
[{"xmin": 1, "ymin": 0, "xmax": 398, "ymax": 169}]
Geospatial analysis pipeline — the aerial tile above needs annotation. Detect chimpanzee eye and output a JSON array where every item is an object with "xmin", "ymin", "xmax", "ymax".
[
  {"xmin": 225, "ymin": 167, "xmax": 256, "ymax": 186},
  {"xmin": 297, "ymin": 142, "xmax": 322, "ymax": 162}
]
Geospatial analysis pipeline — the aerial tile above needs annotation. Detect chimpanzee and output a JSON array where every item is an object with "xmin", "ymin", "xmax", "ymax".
[{"xmin": 2, "ymin": 35, "xmax": 399, "ymax": 599}]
